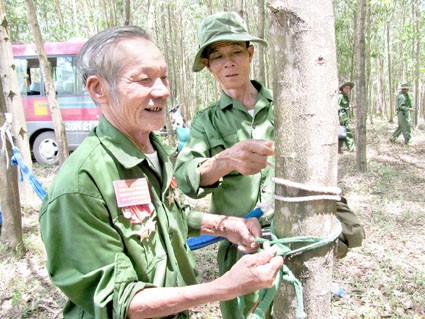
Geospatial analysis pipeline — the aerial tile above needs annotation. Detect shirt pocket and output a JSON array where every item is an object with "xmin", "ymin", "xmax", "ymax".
[
  {"xmin": 113, "ymin": 215, "xmax": 166, "ymax": 279},
  {"xmin": 209, "ymin": 132, "xmax": 237, "ymax": 156}
]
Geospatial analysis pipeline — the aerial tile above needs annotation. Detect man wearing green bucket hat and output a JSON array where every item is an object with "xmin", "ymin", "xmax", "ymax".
[
  {"xmin": 175, "ymin": 11, "xmax": 275, "ymax": 319},
  {"xmin": 175, "ymin": 11, "xmax": 365, "ymax": 319},
  {"xmin": 338, "ymin": 81, "xmax": 356, "ymax": 153},
  {"xmin": 390, "ymin": 83, "xmax": 414, "ymax": 144}
]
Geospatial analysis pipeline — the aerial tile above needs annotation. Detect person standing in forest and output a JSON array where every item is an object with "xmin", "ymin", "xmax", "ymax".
[
  {"xmin": 338, "ymin": 81, "xmax": 356, "ymax": 153},
  {"xmin": 38, "ymin": 25, "xmax": 284, "ymax": 319},
  {"xmin": 175, "ymin": 11, "xmax": 365, "ymax": 319},
  {"xmin": 390, "ymin": 83, "xmax": 414, "ymax": 144}
]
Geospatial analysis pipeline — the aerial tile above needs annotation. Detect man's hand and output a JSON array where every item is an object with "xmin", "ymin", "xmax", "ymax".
[
  {"xmin": 218, "ymin": 242, "xmax": 284, "ymax": 297},
  {"xmin": 222, "ymin": 217, "xmax": 262, "ymax": 254},
  {"xmin": 199, "ymin": 139, "xmax": 274, "ymax": 186},
  {"xmin": 200, "ymin": 214, "xmax": 261, "ymax": 253},
  {"xmin": 220, "ymin": 139, "xmax": 274, "ymax": 175}
]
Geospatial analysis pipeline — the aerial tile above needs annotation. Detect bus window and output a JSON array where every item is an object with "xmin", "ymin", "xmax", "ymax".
[
  {"xmin": 15, "ymin": 59, "xmax": 29, "ymax": 96},
  {"xmin": 55, "ymin": 56, "xmax": 78, "ymax": 95},
  {"xmin": 27, "ymin": 59, "xmax": 42, "ymax": 95}
]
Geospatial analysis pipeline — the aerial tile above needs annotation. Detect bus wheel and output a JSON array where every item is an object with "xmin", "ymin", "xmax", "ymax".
[{"xmin": 33, "ymin": 131, "xmax": 59, "ymax": 165}]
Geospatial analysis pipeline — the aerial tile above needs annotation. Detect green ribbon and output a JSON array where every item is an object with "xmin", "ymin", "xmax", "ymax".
[{"xmin": 248, "ymin": 221, "xmax": 342, "ymax": 319}]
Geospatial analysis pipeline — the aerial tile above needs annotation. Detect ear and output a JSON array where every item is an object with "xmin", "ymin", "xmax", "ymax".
[
  {"xmin": 201, "ymin": 58, "xmax": 210, "ymax": 70},
  {"xmin": 248, "ymin": 45, "xmax": 254, "ymax": 62},
  {"xmin": 86, "ymin": 75, "xmax": 109, "ymax": 105}
]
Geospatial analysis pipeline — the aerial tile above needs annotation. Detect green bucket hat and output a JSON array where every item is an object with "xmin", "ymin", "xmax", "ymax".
[
  {"xmin": 399, "ymin": 83, "xmax": 410, "ymax": 90},
  {"xmin": 192, "ymin": 11, "xmax": 268, "ymax": 72},
  {"xmin": 339, "ymin": 81, "xmax": 354, "ymax": 91}
]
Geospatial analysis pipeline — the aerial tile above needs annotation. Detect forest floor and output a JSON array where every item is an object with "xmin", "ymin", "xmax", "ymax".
[{"xmin": 0, "ymin": 118, "xmax": 424, "ymax": 319}]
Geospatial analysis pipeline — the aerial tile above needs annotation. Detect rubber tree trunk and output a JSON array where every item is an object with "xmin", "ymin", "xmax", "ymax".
[
  {"xmin": 355, "ymin": 0, "xmax": 367, "ymax": 172},
  {"xmin": 0, "ymin": 0, "xmax": 36, "ymax": 207},
  {"xmin": 0, "ymin": 70, "xmax": 25, "ymax": 255},
  {"xmin": 25, "ymin": 0, "xmax": 69, "ymax": 166},
  {"xmin": 267, "ymin": 1, "xmax": 339, "ymax": 318}
]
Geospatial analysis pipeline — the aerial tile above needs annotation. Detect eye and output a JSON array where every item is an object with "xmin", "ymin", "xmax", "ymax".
[
  {"xmin": 209, "ymin": 53, "xmax": 223, "ymax": 61},
  {"xmin": 137, "ymin": 77, "xmax": 152, "ymax": 84}
]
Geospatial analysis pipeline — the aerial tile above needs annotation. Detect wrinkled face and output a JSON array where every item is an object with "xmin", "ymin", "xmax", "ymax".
[
  {"xmin": 342, "ymin": 85, "xmax": 351, "ymax": 95},
  {"xmin": 102, "ymin": 37, "xmax": 170, "ymax": 137},
  {"xmin": 201, "ymin": 41, "xmax": 253, "ymax": 91}
]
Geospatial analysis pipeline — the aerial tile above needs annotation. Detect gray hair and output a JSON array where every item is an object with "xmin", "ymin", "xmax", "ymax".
[{"xmin": 77, "ymin": 26, "xmax": 151, "ymax": 106}]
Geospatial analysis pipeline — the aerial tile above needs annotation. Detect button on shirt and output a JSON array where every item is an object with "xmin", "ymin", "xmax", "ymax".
[
  {"xmin": 174, "ymin": 81, "xmax": 274, "ymax": 218},
  {"xmin": 39, "ymin": 116, "xmax": 203, "ymax": 319}
]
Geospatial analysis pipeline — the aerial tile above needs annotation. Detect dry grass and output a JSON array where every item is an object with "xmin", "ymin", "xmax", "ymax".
[{"xmin": 1, "ymin": 118, "xmax": 424, "ymax": 318}]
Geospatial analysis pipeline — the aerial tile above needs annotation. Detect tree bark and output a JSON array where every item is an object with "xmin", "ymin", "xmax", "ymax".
[
  {"xmin": 0, "ymin": 0, "xmax": 37, "ymax": 206},
  {"xmin": 386, "ymin": 23, "xmax": 394, "ymax": 123},
  {"xmin": 355, "ymin": 0, "xmax": 367, "ymax": 172},
  {"xmin": 25, "ymin": 0, "xmax": 69, "ymax": 166},
  {"xmin": 0, "ymin": 67, "xmax": 25, "ymax": 255},
  {"xmin": 257, "ymin": 0, "xmax": 266, "ymax": 85},
  {"xmin": 268, "ymin": 1, "xmax": 339, "ymax": 318}
]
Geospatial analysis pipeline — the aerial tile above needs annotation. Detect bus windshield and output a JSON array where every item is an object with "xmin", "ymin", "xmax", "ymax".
[{"xmin": 12, "ymin": 41, "xmax": 101, "ymax": 165}]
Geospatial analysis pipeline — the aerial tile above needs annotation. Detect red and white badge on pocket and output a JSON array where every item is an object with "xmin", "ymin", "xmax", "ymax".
[{"xmin": 113, "ymin": 178, "xmax": 154, "ymax": 224}]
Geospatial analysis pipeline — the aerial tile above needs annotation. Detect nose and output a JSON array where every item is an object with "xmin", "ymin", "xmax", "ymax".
[
  {"xmin": 223, "ymin": 55, "xmax": 236, "ymax": 68},
  {"xmin": 151, "ymin": 78, "xmax": 170, "ymax": 99}
]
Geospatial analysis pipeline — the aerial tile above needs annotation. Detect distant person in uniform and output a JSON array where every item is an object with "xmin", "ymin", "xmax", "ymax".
[
  {"xmin": 390, "ymin": 83, "xmax": 414, "ymax": 144},
  {"xmin": 338, "ymin": 81, "xmax": 356, "ymax": 153}
]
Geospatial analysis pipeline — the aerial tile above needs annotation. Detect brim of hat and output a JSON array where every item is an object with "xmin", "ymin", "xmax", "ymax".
[
  {"xmin": 339, "ymin": 82, "xmax": 354, "ymax": 91},
  {"xmin": 192, "ymin": 34, "xmax": 268, "ymax": 72}
]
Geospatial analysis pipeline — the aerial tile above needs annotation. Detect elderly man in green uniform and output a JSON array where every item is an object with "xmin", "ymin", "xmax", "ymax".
[
  {"xmin": 175, "ymin": 12, "xmax": 365, "ymax": 319},
  {"xmin": 390, "ymin": 83, "xmax": 414, "ymax": 144},
  {"xmin": 38, "ymin": 25, "xmax": 284, "ymax": 319},
  {"xmin": 338, "ymin": 81, "xmax": 356, "ymax": 153}
]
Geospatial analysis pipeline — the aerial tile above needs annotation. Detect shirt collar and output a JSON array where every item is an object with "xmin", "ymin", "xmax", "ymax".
[
  {"xmin": 218, "ymin": 80, "xmax": 273, "ymax": 110},
  {"xmin": 95, "ymin": 116, "xmax": 171, "ymax": 170}
]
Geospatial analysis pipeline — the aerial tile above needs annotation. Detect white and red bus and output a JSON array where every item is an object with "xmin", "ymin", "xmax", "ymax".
[{"xmin": 12, "ymin": 40, "xmax": 101, "ymax": 165}]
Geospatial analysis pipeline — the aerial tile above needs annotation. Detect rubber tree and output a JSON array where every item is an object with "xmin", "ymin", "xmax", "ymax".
[
  {"xmin": 355, "ymin": 0, "xmax": 367, "ymax": 172},
  {"xmin": 25, "ymin": 0, "xmax": 69, "ymax": 166},
  {"xmin": 267, "ymin": 1, "xmax": 340, "ymax": 318},
  {"xmin": 0, "ymin": 0, "xmax": 36, "ymax": 206},
  {"xmin": 0, "ymin": 71, "xmax": 25, "ymax": 255}
]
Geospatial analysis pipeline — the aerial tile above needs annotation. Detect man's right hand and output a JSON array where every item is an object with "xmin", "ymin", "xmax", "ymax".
[
  {"xmin": 199, "ymin": 139, "xmax": 274, "ymax": 186},
  {"xmin": 218, "ymin": 242, "xmax": 284, "ymax": 298}
]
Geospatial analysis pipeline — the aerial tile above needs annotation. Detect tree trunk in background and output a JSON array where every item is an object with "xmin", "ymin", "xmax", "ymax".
[
  {"xmin": 386, "ymin": 23, "xmax": 394, "ymax": 123},
  {"xmin": 0, "ymin": 72, "xmax": 25, "ymax": 255},
  {"xmin": 25, "ymin": 0, "xmax": 69, "ymax": 166},
  {"xmin": 257, "ymin": 0, "xmax": 266, "ymax": 85},
  {"xmin": 355, "ymin": 0, "xmax": 367, "ymax": 172},
  {"xmin": 413, "ymin": 0, "xmax": 420, "ymax": 126},
  {"xmin": 268, "ymin": 1, "xmax": 339, "ymax": 317},
  {"xmin": 0, "ymin": 0, "xmax": 37, "ymax": 207},
  {"xmin": 54, "ymin": 0, "xmax": 63, "ymax": 26},
  {"xmin": 123, "ymin": 0, "xmax": 130, "ymax": 25},
  {"xmin": 160, "ymin": 4, "xmax": 175, "ymax": 147}
]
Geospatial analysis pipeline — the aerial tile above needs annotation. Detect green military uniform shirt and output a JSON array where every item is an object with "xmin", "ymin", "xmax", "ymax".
[
  {"xmin": 39, "ymin": 116, "xmax": 203, "ymax": 319},
  {"xmin": 175, "ymin": 81, "xmax": 274, "ymax": 218}
]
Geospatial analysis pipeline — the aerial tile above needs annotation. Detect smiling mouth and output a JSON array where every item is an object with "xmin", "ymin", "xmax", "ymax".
[
  {"xmin": 225, "ymin": 73, "xmax": 238, "ymax": 78},
  {"xmin": 145, "ymin": 107, "xmax": 162, "ymax": 112}
]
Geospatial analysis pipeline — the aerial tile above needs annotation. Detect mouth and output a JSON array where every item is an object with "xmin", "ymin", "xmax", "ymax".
[{"xmin": 144, "ymin": 107, "xmax": 162, "ymax": 112}]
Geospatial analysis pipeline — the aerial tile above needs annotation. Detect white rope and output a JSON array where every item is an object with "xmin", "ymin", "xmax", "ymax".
[
  {"xmin": 1, "ymin": 113, "xmax": 15, "ymax": 169},
  {"xmin": 274, "ymin": 193, "xmax": 341, "ymax": 203},
  {"xmin": 273, "ymin": 177, "xmax": 342, "ymax": 203}
]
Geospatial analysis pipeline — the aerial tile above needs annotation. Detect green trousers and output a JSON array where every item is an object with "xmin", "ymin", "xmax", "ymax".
[
  {"xmin": 391, "ymin": 111, "xmax": 412, "ymax": 144},
  {"xmin": 218, "ymin": 241, "xmax": 271, "ymax": 319},
  {"xmin": 338, "ymin": 119, "xmax": 355, "ymax": 152}
]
